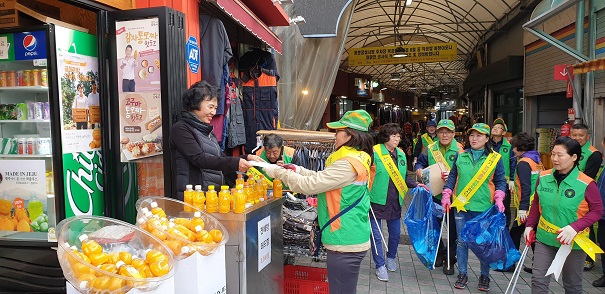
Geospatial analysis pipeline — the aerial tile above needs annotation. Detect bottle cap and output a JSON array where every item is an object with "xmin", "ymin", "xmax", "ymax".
[
  {"xmin": 115, "ymin": 260, "xmax": 125, "ymax": 268},
  {"xmin": 193, "ymin": 211, "xmax": 201, "ymax": 218},
  {"xmin": 195, "ymin": 225, "xmax": 202, "ymax": 232},
  {"xmin": 208, "ymin": 185, "xmax": 215, "ymax": 190},
  {"xmin": 78, "ymin": 234, "xmax": 89, "ymax": 242},
  {"xmin": 137, "ymin": 218, "xmax": 146, "ymax": 224},
  {"xmin": 150, "ymin": 202, "xmax": 158, "ymax": 208},
  {"xmin": 181, "ymin": 246, "xmax": 190, "ymax": 254},
  {"xmin": 244, "ymin": 183, "xmax": 249, "ymax": 187},
  {"xmin": 79, "ymin": 281, "xmax": 89, "ymax": 290},
  {"xmin": 237, "ymin": 173, "xmax": 243, "ymax": 178},
  {"xmin": 195, "ymin": 185, "xmax": 202, "ymax": 190},
  {"xmin": 141, "ymin": 207, "xmax": 149, "ymax": 214},
  {"xmin": 63, "ymin": 242, "xmax": 70, "ymax": 248},
  {"xmin": 221, "ymin": 185, "xmax": 229, "ymax": 190},
  {"xmin": 168, "ymin": 222, "xmax": 175, "ymax": 228},
  {"xmin": 70, "ymin": 246, "xmax": 78, "ymax": 251},
  {"xmin": 186, "ymin": 184, "xmax": 193, "ymax": 189}
]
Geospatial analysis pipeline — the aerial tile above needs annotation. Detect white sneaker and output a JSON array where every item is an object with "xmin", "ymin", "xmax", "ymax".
[
  {"xmin": 386, "ymin": 258, "xmax": 397, "ymax": 272},
  {"xmin": 376, "ymin": 265, "xmax": 389, "ymax": 282}
]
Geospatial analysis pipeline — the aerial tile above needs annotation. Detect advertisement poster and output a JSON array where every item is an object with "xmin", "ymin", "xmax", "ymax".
[
  {"xmin": 55, "ymin": 26, "xmax": 101, "ymax": 153},
  {"xmin": 349, "ymin": 42, "xmax": 458, "ymax": 66},
  {"xmin": 115, "ymin": 18, "xmax": 162, "ymax": 162},
  {"xmin": 63, "ymin": 151, "xmax": 104, "ymax": 217},
  {"xmin": 14, "ymin": 30, "xmax": 48, "ymax": 60},
  {"xmin": 0, "ymin": 160, "xmax": 49, "ymax": 232}
]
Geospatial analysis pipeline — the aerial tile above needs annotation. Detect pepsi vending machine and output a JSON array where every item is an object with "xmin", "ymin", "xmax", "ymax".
[{"xmin": 0, "ymin": 24, "xmax": 107, "ymax": 293}]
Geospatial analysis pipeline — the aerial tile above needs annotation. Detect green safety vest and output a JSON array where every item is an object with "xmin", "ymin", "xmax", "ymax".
[
  {"xmin": 578, "ymin": 142, "xmax": 598, "ymax": 172},
  {"xmin": 495, "ymin": 138, "xmax": 512, "ymax": 181},
  {"xmin": 369, "ymin": 144, "xmax": 407, "ymax": 205},
  {"xmin": 453, "ymin": 150, "xmax": 501, "ymax": 212},
  {"xmin": 535, "ymin": 167, "xmax": 593, "ymax": 250},
  {"xmin": 426, "ymin": 141, "xmax": 463, "ymax": 200},
  {"xmin": 256, "ymin": 147, "xmax": 294, "ymax": 181}
]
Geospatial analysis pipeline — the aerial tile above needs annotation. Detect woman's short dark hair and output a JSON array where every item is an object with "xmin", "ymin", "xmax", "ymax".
[
  {"xmin": 510, "ymin": 132, "xmax": 535, "ymax": 152},
  {"xmin": 182, "ymin": 80, "xmax": 218, "ymax": 111},
  {"xmin": 553, "ymin": 136, "xmax": 582, "ymax": 166},
  {"xmin": 377, "ymin": 123, "xmax": 402, "ymax": 144},
  {"xmin": 341, "ymin": 128, "xmax": 375, "ymax": 165}
]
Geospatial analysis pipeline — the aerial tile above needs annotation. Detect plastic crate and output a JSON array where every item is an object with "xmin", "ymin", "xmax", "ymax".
[{"xmin": 284, "ymin": 265, "xmax": 329, "ymax": 294}]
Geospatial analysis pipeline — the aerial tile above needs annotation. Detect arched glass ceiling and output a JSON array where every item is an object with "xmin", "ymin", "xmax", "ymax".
[{"xmin": 341, "ymin": 0, "xmax": 521, "ymax": 93}]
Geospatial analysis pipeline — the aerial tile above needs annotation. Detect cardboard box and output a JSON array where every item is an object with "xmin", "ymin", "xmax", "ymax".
[
  {"xmin": 0, "ymin": 0, "xmax": 17, "ymax": 29},
  {"xmin": 66, "ymin": 275, "xmax": 175, "ymax": 294},
  {"xmin": 175, "ymin": 246, "xmax": 227, "ymax": 294},
  {"xmin": 0, "ymin": 0, "xmax": 87, "ymax": 32}
]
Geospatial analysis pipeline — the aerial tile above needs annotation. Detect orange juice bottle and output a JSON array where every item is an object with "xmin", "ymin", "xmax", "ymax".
[
  {"xmin": 107, "ymin": 252, "xmax": 120, "ymax": 264},
  {"xmin": 97, "ymin": 263, "xmax": 118, "ymax": 275},
  {"xmin": 260, "ymin": 176, "xmax": 269, "ymax": 199},
  {"xmin": 205, "ymin": 185, "xmax": 218, "ymax": 213},
  {"xmin": 131, "ymin": 257, "xmax": 146, "ymax": 270},
  {"xmin": 119, "ymin": 251, "xmax": 133, "ymax": 265},
  {"xmin": 79, "ymin": 234, "xmax": 102, "ymax": 257},
  {"xmin": 190, "ymin": 211, "xmax": 205, "ymax": 231},
  {"xmin": 243, "ymin": 182, "xmax": 253, "ymax": 204},
  {"xmin": 116, "ymin": 260, "xmax": 145, "ymax": 279},
  {"xmin": 145, "ymin": 249, "xmax": 168, "ymax": 264},
  {"xmin": 175, "ymin": 223, "xmax": 196, "ymax": 241},
  {"xmin": 107, "ymin": 277, "xmax": 125, "ymax": 291},
  {"xmin": 183, "ymin": 185, "xmax": 194, "ymax": 212},
  {"xmin": 236, "ymin": 173, "xmax": 245, "ymax": 187},
  {"xmin": 256, "ymin": 178, "xmax": 265, "ymax": 201},
  {"xmin": 72, "ymin": 262, "xmax": 93, "ymax": 278},
  {"xmin": 150, "ymin": 202, "xmax": 167, "ymax": 219},
  {"xmin": 230, "ymin": 188, "xmax": 237, "ymax": 211},
  {"xmin": 88, "ymin": 252, "xmax": 109, "ymax": 266},
  {"xmin": 218, "ymin": 185, "xmax": 231, "ymax": 213},
  {"xmin": 163, "ymin": 239, "xmax": 183, "ymax": 255},
  {"xmin": 149, "ymin": 260, "xmax": 170, "ymax": 277},
  {"xmin": 234, "ymin": 184, "xmax": 246, "ymax": 213},
  {"xmin": 273, "ymin": 179, "xmax": 283, "ymax": 198},
  {"xmin": 209, "ymin": 229, "xmax": 223, "ymax": 243},
  {"xmin": 77, "ymin": 273, "xmax": 97, "ymax": 291},
  {"xmin": 195, "ymin": 226, "xmax": 213, "ymax": 243},
  {"xmin": 91, "ymin": 275, "xmax": 111, "ymax": 292},
  {"xmin": 193, "ymin": 185, "xmax": 205, "ymax": 211},
  {"xmin": 167, "ymin": 223, "xmax": 190, "ymax": 240}
]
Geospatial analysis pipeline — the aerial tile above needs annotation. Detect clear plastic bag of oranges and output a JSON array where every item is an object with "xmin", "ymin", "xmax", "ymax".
[
  {"xmin": 56, "ymin": 216, "xmax": 177, "ymax": 294},
  {"xmin": 135, "ymin": 197, "xmax": 229, "ymax": 259}
]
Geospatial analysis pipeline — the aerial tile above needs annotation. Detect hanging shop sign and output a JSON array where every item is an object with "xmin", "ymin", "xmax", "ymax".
[
  {"xmin": 349, "ymin": 43, "xmax": 457, "ymax": 66},
  {"xmin": 186, "ymin": 35, "xmax": 199, "ymax": 74},
  {"xmin": 554, "ymin": 64, "xmax": 573, "ymax": 81},
  {"xmin": 566, "ymin": 80, "xmax": 573, "ymax": 98}
]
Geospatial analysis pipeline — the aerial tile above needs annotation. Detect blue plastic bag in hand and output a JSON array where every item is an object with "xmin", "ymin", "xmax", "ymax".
[
  {"xmin": 403, "ymin": 187, "xmax": 445, "ymax": 269},
  {"xmin": 461, "ymin": 205, "xmax": 521, "ymax": 270}
]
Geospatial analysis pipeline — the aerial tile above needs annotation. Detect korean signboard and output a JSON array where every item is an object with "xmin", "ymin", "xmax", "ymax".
[
  {"xmin": 258, "ymin": 215, "xmax": 271, "ymax": 272},
  {"xmin": 115, "ymin": 17, "xmax": 163, "ymax": 162},
  {"xmin": 349, "ymin": 42, "xmax": 458, "ymax": 66}
]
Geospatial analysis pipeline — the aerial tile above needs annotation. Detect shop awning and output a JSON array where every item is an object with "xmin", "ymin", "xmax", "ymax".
[
  {"xmin": 572, "ymin": 57, "xmax": 605, "ymax": 74},
  {"xmin": 208, "ymin": 0, "xmax": 283, "ymax": 54},
  {"xmin": 241, "ymin": 0, "xmax": 290, "ymax": 27}
]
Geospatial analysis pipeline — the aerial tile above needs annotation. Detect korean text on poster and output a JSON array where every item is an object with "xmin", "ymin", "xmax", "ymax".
[
  {"xmin": 119, "ymin": 92, "xmax": 162, "ymax": 162},
  {"xmin": 349, "ymin": 42, "xmax": 458, "ymax": 66},
  {"xmin": 258, "ymin": 215, "xmax": 271, "ymax": 272}
]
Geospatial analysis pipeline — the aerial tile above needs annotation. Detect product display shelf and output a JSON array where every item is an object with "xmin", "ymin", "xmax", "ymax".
[
  {"xmin": 0, "ymin": 154, "xmax": 52, "ymax": 158},
  {"xmin": 0, "ymin": 119, "xmax": 50, "ymax": 123},
  {"xmin": 0, "ymin": 86, "xmax": 48, "ymax": 93}
]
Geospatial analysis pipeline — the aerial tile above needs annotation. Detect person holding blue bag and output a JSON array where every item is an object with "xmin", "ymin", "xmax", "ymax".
[{"xmin": 441, "ymin": 123, "xmax": 507, "ymax": 292}]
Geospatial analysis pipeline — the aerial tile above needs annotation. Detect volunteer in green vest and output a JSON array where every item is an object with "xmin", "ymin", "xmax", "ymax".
[
  {"xmin": 524, "ymin": 137, "xmax": 603, "ymax": 294},
  {"xmin": 442, "ymin": 123, "xmax": 507, "ymax": 292},
  {"xmin": 570, "ymin": 123, "xmax": 603, "ymax": 270},
  {"xmin": 413, "ymin": 120, "xmax": 437, "ymax": 164},
  {"xmin": 490, "ymin": 118, "xmax": 516, "ymax": 228},
  {"xmin": 507, "ymin": 132, "xmax": 543, "ymax": 274},
  {"xmin": 253, "ymin": 134, "xmax": 295, "ymax": 181},
  {"xmin": 413, "ymin": 119, "xmax": 463, "ymax": 275},
  {"xmin": 369, "ymin": 123, "xmax": 418, "ymax": 282},
  {"xmin": 264, "ymin": 110, "xmax": 374, "ymax": 294}
]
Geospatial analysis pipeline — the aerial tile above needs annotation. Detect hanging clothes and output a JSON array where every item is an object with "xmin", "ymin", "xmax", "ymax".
[
  {"xmin": 227, "ymin": 64, "xmax": 246, "ymax": 148},
  {"xmin": 200, "ymin": 15, "xmax": 232, "ymax": 115}
]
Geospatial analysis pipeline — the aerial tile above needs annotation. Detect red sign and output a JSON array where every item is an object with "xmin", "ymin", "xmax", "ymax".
[
  {"xmin": 568, "ymin": 108, "xmax": 576, "ymax": 121},
  {"xmin": 561, "ymin": 123, "xmax": 571, "ymax": 137},
  {"xmin": 566, "ymin": 80, "xmax": 573, "ymax": 98},
  {"xmin": 554, "ymin": 64, "xmax": 573, "ymax": 81}
]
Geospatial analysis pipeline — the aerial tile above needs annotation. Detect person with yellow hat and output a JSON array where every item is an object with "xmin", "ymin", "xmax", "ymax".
[
  {"xmin": 264, "ymin": 109, "xmax": 374, "ymax": 294},
  {"xmin": 491, "ymin": 118, "xmax": 516, "ymax": 232},
  {"xmin": 441, "ymin": 123, "xmax": 507, "ymax": 292}
]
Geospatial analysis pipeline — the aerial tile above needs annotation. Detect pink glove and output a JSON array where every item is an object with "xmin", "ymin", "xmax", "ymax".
[
  {"xmin": 282, "ymin": 164, "xmax": 300, "ymax": 173},
  {"xmin": 417, "ymin": 183, "xmax": 429, "ymax": 192},
  {"xmin": 306, "ymin": 197, "xmax": 317, "ymax": 207},
  {"xmin": 494, "ymin": 190, "xmax": 505, "ymax": 213},
  {"xmin": 441, "ymin": 189, "xmax": 452, "ymax": 212}
]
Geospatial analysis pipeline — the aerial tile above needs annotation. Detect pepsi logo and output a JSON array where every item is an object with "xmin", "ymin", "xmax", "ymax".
[{"xmin": 23, "ymin": 35, "xmax": 37, "ymax": 52}]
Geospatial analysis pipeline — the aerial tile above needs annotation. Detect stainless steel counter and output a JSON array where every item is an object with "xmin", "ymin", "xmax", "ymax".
[{"xmin": 211, "ymin": 197, "xmax": 284, "ymax": 294}]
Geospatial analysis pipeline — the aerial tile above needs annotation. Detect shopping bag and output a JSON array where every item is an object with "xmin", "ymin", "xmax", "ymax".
[
  {"xmin": 403, "ymin": 187, "xmax": 444, "ymax": 269},
  {"xmin": 461, "ymin": 205, "xmax": 521, "ymax": 270}
]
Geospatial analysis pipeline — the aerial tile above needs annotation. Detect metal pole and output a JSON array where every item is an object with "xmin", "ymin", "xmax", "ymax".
[
  {"xmin": 574, "ymin": 0, "xmax": 585, "ymax": 124},
  {"xmin": 585, "ymin": 0, "xmax": 597, "ymax": 130}
]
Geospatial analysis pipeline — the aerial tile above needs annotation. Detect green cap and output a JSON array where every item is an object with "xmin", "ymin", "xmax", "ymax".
[
  {"xmin": 437, "ymin": 119, "xmax": 455, "ymax": 131},
  {"xmin": 493, "ymin": 118, "xmax": 508, "ymax": 132},
  {"xmin": 467, "ymin": 123, "xmax": 491, "ymax": 136},
  {"xmin": 327, "ymin": 109, "xmax": 373, "ymax": 132}
]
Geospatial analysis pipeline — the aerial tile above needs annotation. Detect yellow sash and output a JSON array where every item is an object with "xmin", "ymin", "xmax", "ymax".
[
  {"xmin": 428, "ymin": 142, "xmax": 451, "ymax": 171},
  {"xmin": 373, "ymin": 145, "xmax": 408, "ymax": 198},
  {"xmin": 538, "ymin": 216, "xmax": 603, "ymax": 260},
  {"xmin": 326, "ymin": 146, "xmax": 371, "ymax": 173},
  {"xmin": 451, "ymin": 152, "xmax": 501, "ymax": 212},
  {"xmin": 247, "ymin": 167, "xmax": 273, "ymax": 186},
  {"xmin": 422, "ymin": 133, "xmax": 434, "ymax": 147}
]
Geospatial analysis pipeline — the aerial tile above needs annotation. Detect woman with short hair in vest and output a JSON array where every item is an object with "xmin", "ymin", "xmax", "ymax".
[
  {"xmin": 524, "ymin": 137, "xmax": 603, "ymax": 293},
  {"xmin": 441, "ymin": 123, "xmax": 507, "ymax": 292}
]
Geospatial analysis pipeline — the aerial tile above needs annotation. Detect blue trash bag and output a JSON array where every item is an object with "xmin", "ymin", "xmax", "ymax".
[
  {"xmin": 403, "ymin": 187, "xmax": 445, "ymax": 270},
  {"xmin": 461, "ymin": 205, "xmax": 521, "ymax": 270}
]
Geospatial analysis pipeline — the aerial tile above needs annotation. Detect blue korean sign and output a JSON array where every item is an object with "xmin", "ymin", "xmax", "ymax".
[
  {"xmin": 186, "ymin": 35, "xmax": 199, "ymax": 74},
  {"xmin": 14, "ymin": 31, "xmax": 47, "ymax": 60}
]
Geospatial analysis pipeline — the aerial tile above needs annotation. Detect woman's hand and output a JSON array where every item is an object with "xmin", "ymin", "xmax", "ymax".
[
  {"xmin": 518, "ymin": 210, "xmax": 527, "ymax": 223},
  {"xmin": 524, "ymin": 227, "xmax": 535, "ymax": 246},
  {"xmin": 238, "ymin": 159, "xmax": 253, "ymax": 172},
  {"xmin": 556, "ymin": 225, "xmax": 577, "ymax": 245},
  {"xmin": 246, "ymin": 154, "xmax": 264, "ymax": 162}
]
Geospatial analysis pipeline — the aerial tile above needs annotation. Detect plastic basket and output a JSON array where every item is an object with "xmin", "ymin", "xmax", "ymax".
[
  {"xmin": 135, "ymin": 196, "xmax": 229, "ymax": 259},
  {"xmin": 55, "ymin": 215, "xmax": 177, "ymax": 294},
  {"xmin": 284, "ymin": 265, "xmax": 329, "ymax": 294}
]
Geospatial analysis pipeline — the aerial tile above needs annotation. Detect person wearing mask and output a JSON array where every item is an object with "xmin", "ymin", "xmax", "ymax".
[
  {"xmin": 442, "ymin": 123, "xmax": 507, "ymax": 292},
  {"xmin": 508, "ymin": 132, "xmax": 543, "ymax": 273},
  {"xmin": 593, "ymin": 137, "xmax": 605, "ymax": 287},
  {"xmin": 412, "ymin": 120, "xmax": 437, "ymax": 163},
  {"xmin": 264, "ymin": 110, "xmax": 374, "ymax": 294},
  {"xmin": 524, "ymin": 137, "xmax": 603, "ymax": 293},
  {"xmin": 414, "ymin": 119, "xmax": 463, "ymax": 275},
  {"xmin": 570, "ymin": 123, "xmax": 603, "ymax": 270},
  {"xmin": 491, "ymin": 118, "xmax": 516, "ymax": 229},
  {"xmin": 253, "ymin": 134, "xmax": 295, "ymax": 181},
  {"xmin": 369, "ymin": 123, "xmax": 418, "ymax": 282},
  {"xmin": 169, "ymin": 81, "xmax": 261, "ymax": 200}
]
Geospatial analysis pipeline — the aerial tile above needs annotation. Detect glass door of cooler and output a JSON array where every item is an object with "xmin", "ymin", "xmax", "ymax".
[{"xmin": 0, "ymin": 36, "xmax": 55, "ymax": 241}]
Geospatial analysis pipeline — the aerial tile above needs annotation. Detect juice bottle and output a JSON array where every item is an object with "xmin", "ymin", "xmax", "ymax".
[
  {"xmin": 190, "ymin": 211, "xmax": 205, "ymax": 231},
  {"xmin": 97, "ymin": 263, "xmax": 118, "ymax": 275},
  {"xmin": 107, "ymin": 252, "xmax": 120, "ymax": 264},
  {"xmin": 173, "ymin": 217, "xmax": 191, "ymax": 229},
  {"xmin": 183, "ymin": 185, "xmax": 194, "ymax": 212},
  {"xmin": 234, "ymin": 184, "xmax": 246, "ymax": 213},
  {"xmin": 230, "ymin": 188, "xmax": 237, "ymax": 211},
  {"xmin": 205, "ymin": 185, "xmax": 218, "ymax": 213},
  {"xmin": 163, "ymin": 239, "xmax": 183, "ymax": 255},
  {"xmin": 194, "ymin": 226, "xmax": 213, "ymax": 243},
  {"xmin": 273, "ymin": 179, "xmax": 283, "ymax": 198},
  {"xmin": 236, "ymin": 173, "xmax": 245, "ymax": 187},
  {"xmin": 107, "ymin": 277, "xmax": 125, "ymax": 291},
  {"xmin": 218, "ymin": 185, "xmax": 231, "ymax": 213},
  {"xmin": 72, "ymin": 262, "xmax": 93, "ymax": 278},
  {"xmin": 192, "ymin": 185, "xmax": 205, "ymax": 211},
  {"xmin": 91, "ymin": 275, "xmax": 111, "ymax": 292},
  {"xmin": 88, "ymin": 251, "xmax": 109, "ymax": 266},
  {"xmin": 149, "ymin": 260, "xmax": 170, "ymax": 277},
  {"xmin": 145, "ymin": 249, "xmax": 168, "ymax": 264},
  {"xmin": 116, "ymin": 260, "xmax": 145, "ymax": 279},
  {"xmin": 79, "ymin": 234, "xmax": 102, "ymax": 257},
  {"xmin": 150, "ymin": 202, "xmax": 166, "ymax": 219},
  {"xmin": 27, "ymin": 194, "xmax": 44, "ymax": 221},
  {"xmin": 166, "ymin": 223, "xmax": 190, "ymax": 240},
  {"xmin": 209, "ymin": 229, "xmax": 223, "ymax": 243},
  {"xmin": 77, "ymin": 273, "xmax": 97, "ymax": 291},
  {"xmin": 256, "ymin": 178, "xmax": 265, "ymax": 202},
  {"xmin": 243, "ymin": 183, "xmax": 253, "ymax": 204},
  {"xmin": 260, "ymin": 176, "xmax": 269, "ymax": 199},
  {"xmin": 119, "ymin": 251, "xmax": 133, "ymax": 265},
  {"xmin": 175, "ymin": 224, "xmax": 196, "ymax": 242},
  {"xmin": 130, "ymin": 257, "xmax": 146, "ymax": 270}
]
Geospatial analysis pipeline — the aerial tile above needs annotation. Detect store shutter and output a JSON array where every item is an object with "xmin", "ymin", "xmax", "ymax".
[{"xmin": 594, "ymin": 9, "xmax": 605, "ymax": 98}]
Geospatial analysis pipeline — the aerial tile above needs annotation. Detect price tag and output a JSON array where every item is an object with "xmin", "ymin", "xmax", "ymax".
[
  {"xmin": 0, "ymin": 37, "xmax": 10, "ymax": 60},
  {"xmin": 33, "ymin": 59, "xmax": 47, "ymax": 67}
]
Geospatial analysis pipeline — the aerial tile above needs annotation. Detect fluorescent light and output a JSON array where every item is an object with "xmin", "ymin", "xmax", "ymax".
[
  {"xmin": 406, "ymin": 0, "xmax": 413, "ymax": 6},
  {"xmin": 409, "ymin": 84, "xmax": 417, "ymax": 90},
  {"xmin": 381, "ymin": 87, "xmax": 388, "ymax": 91},
  {"xmin": 302, "ymin": 89, "xmax": 309, "ymax": 95}
]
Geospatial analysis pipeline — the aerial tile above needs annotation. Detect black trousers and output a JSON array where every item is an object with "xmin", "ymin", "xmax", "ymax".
[{"xmin": 598, "ymin": 220, "xmax": 605, "ymax": 270}]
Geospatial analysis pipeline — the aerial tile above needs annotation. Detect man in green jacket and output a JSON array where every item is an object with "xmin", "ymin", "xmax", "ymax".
[{"xmin": 254, "ymin": 134, "xmax": 295, "ymax": 181}]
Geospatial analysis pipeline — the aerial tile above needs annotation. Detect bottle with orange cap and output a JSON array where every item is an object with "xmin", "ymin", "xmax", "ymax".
[
  {"xmin": 234, "ymin": 184, "xmax": 246, "ymax": 213},
  {"xmin": 273, "ymin": 179, "xmax": 283, "ymax": 198},
  {"xmin": 236, "ymin": 173, "xmax": 245, "ymax": 187},
  {"xmin": 243, "ymin": 182, "xmax": 253, "ymax": 204},
  {"xmin": 218, "ymin": 185, "xmax": 231, "ymax": 213},
  {"xmin": 205, "ymin": 185, "xmax": 218, "ymax": 213}
]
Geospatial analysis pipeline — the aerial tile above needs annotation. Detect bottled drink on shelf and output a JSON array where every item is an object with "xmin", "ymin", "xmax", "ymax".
[
  {"xmin": 116, "ymin": 260, "xmax": 145, "ymax": 279},
  {"xmin": 149, "ymin": 202, "xmax": 167, "ymax": 219},
  {"xmin": 183, "ymin": 185, "xmax": 194, "ymax": 212},
  {"xmin": 149, "ymin": 259, "xmax": 170, "ymax": 277},
  {"xmin": 260, "ymin": 176, "xmax": 269, "ymax": 199},
  {"xmin": 234, "ymin": 184, "xmax": 246, "ymax": 213},
  {"xmin": 256, "ymin": 178, "xmax": 265, "ymax": 201},
  {"xmin": 236, "ymin": 173, "xmax": 245, "ymax": 187},
  {"xmin": 273, "ymin": 179, "xmax": 283, "ymax": 198},
  {"xmin": 243, "ymin": 182, "xmax": 253, "ymax": 204},
  {"xmin": 190, "ymin": 211, "xmax": 204, "ymax": 231},
  {"xmin": 119, "ymin": 251, "xmax": 133, "ymax": 265},
  {"xmin": 145, "ymin": 249, "xmax": 168, "ymax": 264},
  {"xmin": 79, "ymin": 234, "xmax": 102, "ymax": 257},
  {"xmin": 205, "ymin": 185, "xmax": 218, "ymax": 213},
  {"xmin": 218, "ymin": 185, "xmax": 231, "ymax": 213},
  {"xmin": 193, "ymin": 185, "xmax": 205, "ymax": 211}
]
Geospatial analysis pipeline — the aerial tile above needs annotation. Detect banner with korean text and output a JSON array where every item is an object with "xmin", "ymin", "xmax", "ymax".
[{"xmin": 349, "ymin": 43, "xmax": 457, "ymax": 66}]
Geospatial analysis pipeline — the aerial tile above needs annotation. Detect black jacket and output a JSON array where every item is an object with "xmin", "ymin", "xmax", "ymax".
[{"xmin": 170, "ymin": 112, "xmax": 240, "ymax": 200}]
